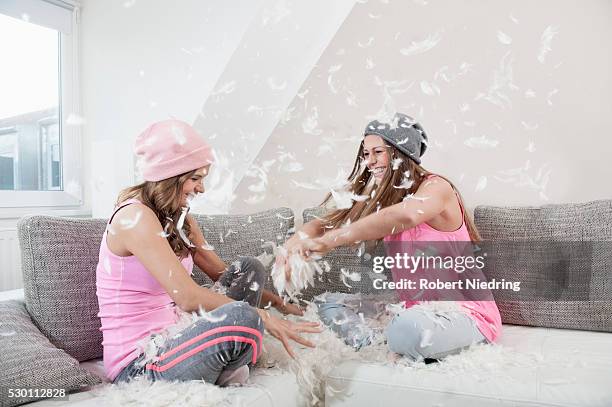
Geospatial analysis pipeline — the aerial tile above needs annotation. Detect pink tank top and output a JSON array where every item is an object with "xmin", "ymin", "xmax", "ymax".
[
  {"xmin": 96, "ymin": 199, "xmax": 194, "ymax": 380},
  {"xmin": 383, "ymin": 176, "xmax": 502, "ymax": 343}
]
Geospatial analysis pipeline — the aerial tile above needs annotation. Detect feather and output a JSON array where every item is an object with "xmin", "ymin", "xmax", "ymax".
[
  {"xmin": 176, "ymin": 207, "xmax": 195, "ymax": 247},
  {"xmin": 400, "ymin": 31, "xmax": 442, "ymax": 57},
  {"xmin": 497, "ymin": 30, "xmax": 512, "ymax": 45},
  {"xmin": 538, "ymin": 25, "xmax": 560, "ymax": 64}
]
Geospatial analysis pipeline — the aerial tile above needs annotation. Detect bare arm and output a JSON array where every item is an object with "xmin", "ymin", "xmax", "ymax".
[
  {"xmin": 113, "ymin": 205, "xmax": 231, "ymax": 313},
  {"xmin": 285, "ymin": 218, "xmax": 326, "ymax": 248},
  {"xmin": 313, "ymin": 178, "xmax": 455, "ymax": 253},
  {"xmin": 186, "ymin": 215, "xmax": 227, "ymax": 282}
]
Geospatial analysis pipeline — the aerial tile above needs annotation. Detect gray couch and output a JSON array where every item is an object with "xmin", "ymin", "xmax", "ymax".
[{"xmin": 1, "ymin": 201, "xmax": 611, "ymax": 407}]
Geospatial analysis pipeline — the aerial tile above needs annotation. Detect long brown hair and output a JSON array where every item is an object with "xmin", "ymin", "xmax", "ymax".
[
  {"xmin": 116, "ymin": 170, "xmax": 198, "ymax": 258},
  {"xmin": 321, "ymin": 142, "xmax": 481, "ymax": 242}
]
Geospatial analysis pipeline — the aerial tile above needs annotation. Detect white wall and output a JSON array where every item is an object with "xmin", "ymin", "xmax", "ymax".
[
  {"xmin": 81, "ymin": 0, "xmax": 354, "ymax": 217},
  {"xmin": 234, "ymin": 0, "xmax": 612, "ymax": 220},
  {"xmin": 82, "ymin": 0, "xmax": 611, "ymax": 221},
  {"xmin": 81, "ymin": 0, "xmax": 264, "ymax": 217}
]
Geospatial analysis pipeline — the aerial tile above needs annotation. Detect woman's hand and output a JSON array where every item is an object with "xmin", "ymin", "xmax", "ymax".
[
  {"xmin": 274, "ymin": 300, "xmax": 304, "ymax": 316},
  {"xmin": 275, "ymin": 239, "xmax": 311, "ymax": 282},
  {"xmin": 257, "ymin": 310, "xmax": 322, "ymax": 358},
  {"xmin": 261, "ymin": 289, "xmax": 304, "ymax": 316},
  {"xmin": 300, "ymin": 236, "xmax": 334, "ymax": 258}
]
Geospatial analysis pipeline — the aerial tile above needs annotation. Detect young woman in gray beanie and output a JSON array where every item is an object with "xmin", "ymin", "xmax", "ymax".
[{"xmin": 276, "ymin": 113, "xmax": 502, "ymax": 362}]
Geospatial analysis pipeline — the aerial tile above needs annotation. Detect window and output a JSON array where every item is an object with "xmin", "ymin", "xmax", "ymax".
[{"xmin": 0, "ymin": 0, "xmax": 82, "ymax": 213}]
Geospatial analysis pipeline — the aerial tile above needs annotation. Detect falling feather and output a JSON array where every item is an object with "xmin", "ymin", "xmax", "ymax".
[
  {"xmin": 340, "ymin": 273, "xmax": 353, "ymax": 288},
  {"xmin": 244, "ymin": 195, "xmax": 265, "ymax": 205},
  {"xmin": 420, "ymin": 81, "xmax": 440, "ymax": 96},
  {"xmin": 330, "ymin": 189, "xmax": 368, "ymax": 210},
  {"xmin": 497, "ymin": 30, "xmax": 512, "ymax": 45},
  {"xmin": 475, "ymin": 176, "xmax": 488, "ymax": 192},
  {"xmin": 526, "ymin": 141, "xmax": 536, "ymax": 153},
  {"xmin": 538, "ymin": 25, "xmax": 560, "ymax": 63},
  {"xmin": 547, "ymin": 88, "xmax": 559, "ymax": 106},
  {"xmin": 267, "ymin": 77, "xmax": 287, "ymax": 91},
  {"xmin": 66, "ymin": 113, "xmax": 86, "ymax": 126},
  {"xmin": 211, "ymin": 80, "xmax": 236, "ymax": 95},
  {"xmin": 103, "ymin": 257, "xmax": 112, "ymax": 275},
  {"xmin": 201, "ymin": 242, "xmax": 214, "ymax": 250},
  {"xmin": 341, "ymin": 268, "xmax": 362, "ymax": 282},
  {"xmin": 176, "ymin": 207, "xmax": 195, "ymax": 247},
  {"xmin": 420, "ymin": 329, "xmax": 434, "ymax": 347},
  {"xmin": 464, "ymin": 135, "xmax": 499, "ymax": 149},
  {"xmin": 391, "ymin": 158, "xmax": 403, "ymax": 170},
  {"xmin": 302, "ymin": 107, "xmax": 322, "ymax": 135},
  {"xmin": 358, "ymin": 37, "xmax": 374, "ymax": 48},
  {"xmin": 521, "ymin": 121, "xmax": 539, "ymax": 131},
  {"xmin": 332, "ymin": 313, "xmax": 350, "ymax": 325},
  {"xmin": 473, "ymin": 51, "xmax": 516, "ymax": 109},
  {"xmin": 0, "ymin": 329, "xmax": 16, "ymax": 337},
  {"xmin": 524, "ymin": 89, "xmax": 536, "ymax": 98},
  {"xmin": 394, "ymin": 176, "xmax": 414, "ymax": 190},
  {"xmin": 197, "ymin": 306, "xmax": 228, "ymax": 323},
  {"xmin": 119, "ymin": 210, "xmax": 142, "ymax": 229},
  {"xmin": 158, "ymin": 221, "xmax": 172, "ymax": 238},
  {"xmin": 403, "ymin": 194, "xmax": 430, "ymax": 202},
  {"xmin": 327, "ymin": 64, "xmax": 342, "ymax": 94},
  {"xmin": 400, "ymin": 32, "xmax": 442, "ymax": 56},
  {"xmin": 171, "ymin": 125, "xmax": 186, "ymax": 145}
]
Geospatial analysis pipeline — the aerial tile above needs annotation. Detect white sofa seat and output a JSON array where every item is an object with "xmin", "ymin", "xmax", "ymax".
[
  {"xmin": 29, "ymin": 368, "xmax": 303, "ymax": 406},
  {"xmin": 0, "ymin": 289, "xmax": 304, "ymax": 407},
  {"xmin": 325, "ymin": 325, "xmax": 612, "ymax": 407}
]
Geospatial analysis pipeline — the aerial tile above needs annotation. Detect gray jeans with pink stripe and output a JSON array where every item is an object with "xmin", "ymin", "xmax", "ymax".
[{"xmin": 113, "ymin": 256, "xmax": 265, "ymax": 384}]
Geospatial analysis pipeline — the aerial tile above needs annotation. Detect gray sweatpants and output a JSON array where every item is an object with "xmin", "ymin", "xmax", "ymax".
[
  {"xmin": 113, "ymin": 256, "xmax": 265, "ymax": 384},
  {"xmin": 316, "ymin": 293, "xmax": 488, "ymax": 362}
]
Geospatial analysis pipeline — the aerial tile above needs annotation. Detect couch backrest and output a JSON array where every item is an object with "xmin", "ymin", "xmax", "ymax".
[
  {"xmin": 190, "ymin": 208, "xmax": 294, "ymax": 290},
  {"xmin": 301, "ymin": 201, "xmax": 612, "ymax": 333},
  {"xmin": 17, "ymin": 207, "xmax": 294, "ymax": 362},
  {"xmin": 474, "ymin": 199, "xmax": 612, "ymax": 332}
]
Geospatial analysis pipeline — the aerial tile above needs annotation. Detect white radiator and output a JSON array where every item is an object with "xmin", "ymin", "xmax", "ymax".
[{"xmin": 0, "ymin": 228, "xmax": 22, "ymax": 291}]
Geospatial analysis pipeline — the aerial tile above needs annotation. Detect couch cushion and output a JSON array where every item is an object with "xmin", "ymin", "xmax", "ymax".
[
  {"xmin": 190, "ymin": 208, "xmax": 295, "ymax": 291},
  {"xmin": 17, "ymin": 208, "xmax": 294, "ymax": 363},
  {"xmin": 325, "ymin": 324, "xmax": 612, "ymax": 407},
  {"xmin": 474, "ymin": 200, "xmax": 612, "ymax": 332},
  {"xmin": 301, "ymin": 207, "xmax": 395, "ymax": 301},
  {"xmin": 0, "ymin": 301, "xmax": 101, "ymax": 407},
  {"xmin": 17, "ymin": 215, "xmax": 108, "ymax": 362}
]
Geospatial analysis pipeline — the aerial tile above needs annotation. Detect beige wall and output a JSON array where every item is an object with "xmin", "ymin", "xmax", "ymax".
[{"xmin": 233, "ymin": 0, "xmax": 612, "ymax": 221}]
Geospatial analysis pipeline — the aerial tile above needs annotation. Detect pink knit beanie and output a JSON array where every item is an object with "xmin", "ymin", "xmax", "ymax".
[{"xmin": 134, "ymin": 119, "xmax": 215, "ymax": 182}]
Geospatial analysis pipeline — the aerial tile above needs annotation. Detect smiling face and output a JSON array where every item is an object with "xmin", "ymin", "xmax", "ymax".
[
  {"xmin": 180, "ymin": 165, "xmax": 210, "ymax": 206},
  {"xmin": 363, "ymin": 135, "xmax": 390, "ymax": 182}
]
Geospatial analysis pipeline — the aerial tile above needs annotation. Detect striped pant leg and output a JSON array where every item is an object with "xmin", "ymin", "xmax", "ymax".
[{"xmin": 143, "ymin": 301, "xmax": 264, "ymax": 383}]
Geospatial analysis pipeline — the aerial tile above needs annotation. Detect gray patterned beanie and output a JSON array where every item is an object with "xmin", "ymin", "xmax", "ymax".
[{"xmin": 363, "ymin": 113, "xmax": 428, "ymax": 164}]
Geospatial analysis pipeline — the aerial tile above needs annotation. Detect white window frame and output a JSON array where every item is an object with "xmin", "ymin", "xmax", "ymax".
[{"xmin": 0, "ymin": 0, "xmax": 87, "ymax": 218}]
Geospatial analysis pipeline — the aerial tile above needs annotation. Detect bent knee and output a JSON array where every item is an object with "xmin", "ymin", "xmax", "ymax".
[
  {"xmin": 217, "ymin": 301, "xmax": 264, "ymax": 333},
  {"xmin": 238, "ymin": 256, "xmax": 266, "ymax": 280},
  {"xmin": 385, "ymin": 314, "xmax": 432, "ymax": 360}
]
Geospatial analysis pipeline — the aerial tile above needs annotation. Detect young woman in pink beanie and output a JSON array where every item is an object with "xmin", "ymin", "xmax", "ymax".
[{"xmin": 96, "ymin": 119, "xmax": 320, "ymax": 385}]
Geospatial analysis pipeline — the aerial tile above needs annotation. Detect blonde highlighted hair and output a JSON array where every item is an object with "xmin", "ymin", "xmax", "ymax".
[{"xmin": 116, "ymin": 170, "xmax": 198, "ymax": 258}]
